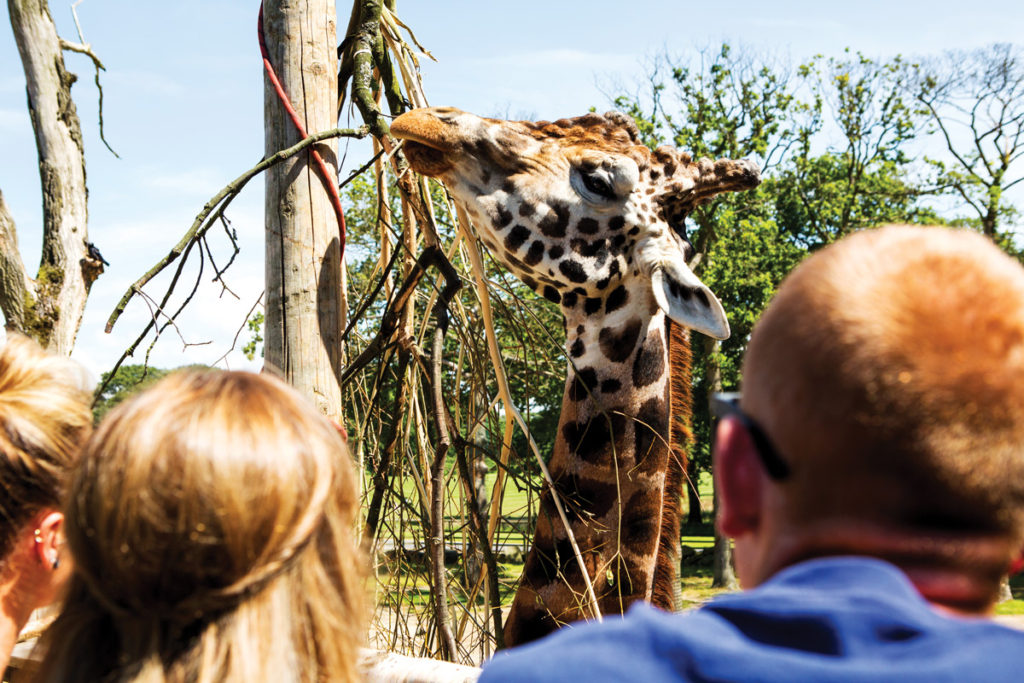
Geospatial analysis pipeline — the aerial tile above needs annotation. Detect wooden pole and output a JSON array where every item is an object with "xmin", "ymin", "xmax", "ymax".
[{"xmin": 262, "ymin": 0, "xmax": 344, "ymax": 420}]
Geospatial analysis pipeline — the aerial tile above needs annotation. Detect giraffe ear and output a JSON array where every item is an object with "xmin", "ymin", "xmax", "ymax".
[{"xmin": 651, "ymin": 261, "xmax": 730, "ymax": 340}]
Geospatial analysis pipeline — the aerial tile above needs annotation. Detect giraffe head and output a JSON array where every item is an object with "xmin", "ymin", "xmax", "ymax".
[{"xmin": 391, "ymin": 107, "xmax": 760, "ymax": 339}]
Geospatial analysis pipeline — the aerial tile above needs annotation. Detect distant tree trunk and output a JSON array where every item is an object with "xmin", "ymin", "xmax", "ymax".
[
  {"xmin": 998, "ymin": 577, "xmax": 1013, "ymax": 603},
  {"xmin": 710, "ymin": 484, "xmax": 737, "ymax": 590},
  {"xmin": 685, "ymin": 460, "xmax": 703, "ymax": 525},
  {"xmin": 1, "ymin": 0, "xmax": 102, "ymax": 354},
  {"xmin": 464, "ymin": 388, "xmax": 491, "ymax": 589},
  {"xmin": 262, "ymin": 0, "xmax": 345, "ymax": 420},
  {"xmin": 706, "ymin": 338, "xmax": 738, "ymax": 590}
]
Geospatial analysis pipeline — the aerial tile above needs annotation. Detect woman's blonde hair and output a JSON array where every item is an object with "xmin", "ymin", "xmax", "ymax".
[
  {"xmin": 0, "ymin": 333, "xmax": 91, "ymax": 560},
  {"xmin": 34, "ymin": 370, "xmax": 366, "ymax": 683}
]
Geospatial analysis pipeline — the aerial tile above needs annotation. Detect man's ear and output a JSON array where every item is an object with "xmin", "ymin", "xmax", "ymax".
[
  {"xmin": 713, "ymin": 416, "xmax": 765, "ymax": 539},
  {"xmin": 32, "ymin": 509, "xmax": 64, "ymax": 569}
]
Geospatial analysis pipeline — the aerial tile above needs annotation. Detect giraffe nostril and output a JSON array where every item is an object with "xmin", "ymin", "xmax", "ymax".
[
  {"xmin": 681, "ymin": 236, "xmax": 694, "ymax": 261},
  {"xmin": 667, "ymin": 216, "xmax": 693, "ymax": 258}
]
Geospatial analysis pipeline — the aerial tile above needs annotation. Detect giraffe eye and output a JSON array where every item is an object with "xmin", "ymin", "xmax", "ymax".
[{"xmin": 578, "ymin": 169, "xmax": 616, "ymax": 200}]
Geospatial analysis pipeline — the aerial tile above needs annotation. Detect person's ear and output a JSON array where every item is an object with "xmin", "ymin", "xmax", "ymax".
[
  {"xmin": 713, "ymin": 415, "xmax": 765, "ymax": 539},
  {"xmin": 32, "ymin": 509, "xmax": 64, "ymax": 570}
]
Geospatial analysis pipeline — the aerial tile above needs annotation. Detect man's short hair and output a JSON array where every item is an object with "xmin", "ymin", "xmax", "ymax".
[{"xmin": 742, "ymin": 225, "xmax": 1024, "ymax": 540}]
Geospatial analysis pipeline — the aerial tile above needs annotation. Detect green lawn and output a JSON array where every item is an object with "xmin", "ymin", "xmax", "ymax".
[
  {"xmin": 995, "ymin": 574, "xmax": 1024, "ymax": 615},
  {"xmin": 366, "ymin": 467, "xmax": 1024, "ymax": 618}
]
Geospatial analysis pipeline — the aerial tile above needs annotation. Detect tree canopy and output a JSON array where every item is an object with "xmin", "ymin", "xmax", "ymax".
[{"xmin": 609, "ymin": 42, "xmax": 1023, "ymax": 494}]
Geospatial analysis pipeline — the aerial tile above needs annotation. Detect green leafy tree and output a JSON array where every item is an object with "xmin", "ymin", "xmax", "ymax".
[
  {"xmin": 92, "ymin": 364, "xmax": 212, "ymax": 422},
  {"xmin": 615, "ymin": 45, "xmax": 803, "ymax": 532},
  {"xmin": 92, "ymin": 364, "xmax": 171, "ymax": 421},
  {"xmin": 243, "ymin": 311, "xmax": 265, "ymax": 361},
  {"xmin": 779, "ymin": 50, "xmax": 940, "ymax": 248},
  {"xmin": 612, "ymin": 45, "xmax": 943, "ymax": 531}
]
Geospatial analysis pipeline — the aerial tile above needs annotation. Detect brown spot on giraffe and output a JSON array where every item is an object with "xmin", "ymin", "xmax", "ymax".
[
  {"xmin": 605, "ymin": 285, "xmax": 629, "ymax": 314},
  {"xmin": 568, "ymin": 367, "xmax": 600, "ymax": 401},
  {"xmin": 561, "ymin": 411, "xmax": 628, "ymax": 466},
  {"xmin": 390, "ymin": 106, "xmax": 760, "ymax": 646},
  {"xmin": 553, "ymin": 471, "xmax": 619, "ymax": 520},
  {"xmin": 634, "ymin": 396, "xmax": 670, "ymax": 473},
  {"xmin": 598, "ymin": 318, "xmax": 643, "ymax": 363},
  {"xmin": 633, "ymin": 329, "xmax": 666, "ymax": 388}
]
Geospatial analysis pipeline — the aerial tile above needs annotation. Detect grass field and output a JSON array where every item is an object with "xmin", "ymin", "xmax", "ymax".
[
  {"xmin": 365, "ymin": 466, "xmax": 1024, "ymax": 615},
  {"xmin": 998, "ymin": 574, "xmax": 1024, "ymax": 615}
]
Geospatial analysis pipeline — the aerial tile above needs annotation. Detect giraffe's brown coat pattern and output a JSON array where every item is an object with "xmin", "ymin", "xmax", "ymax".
[
  {"xmin": 561, "ymin": 411, "xmax": 627, "ymax": 466},
  {"xmin": 390, "ymin": 106, "xmax": 759, "ymax": 647},
  {"xmin": 598, "ymin": 318, "xmax": 643, "ymax": 363},
  {"xmin": 634, "ymin": 396, "xmax": 670, "ymax": 472},
  {"xmin": 633, "ymin": 329, "xmax": 666, "ymax": 388}
]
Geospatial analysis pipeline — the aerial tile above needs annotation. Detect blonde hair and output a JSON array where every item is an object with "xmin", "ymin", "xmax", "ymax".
[
  {"xmin": 743, "ymin": 225, "xmax": 1024, "ymax": 539},
  {"xmin": 0, "ymin": 333, "xmax": 91, "ymax": 560},
  {"xmin": 34, "ymin": 370, "xmax": 366, "ymax": 683}
]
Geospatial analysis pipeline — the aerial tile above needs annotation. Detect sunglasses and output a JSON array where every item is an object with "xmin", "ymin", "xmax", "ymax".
[{"xmin": 711, "ymin": 392, "xmax": 791, "ymax": 481}]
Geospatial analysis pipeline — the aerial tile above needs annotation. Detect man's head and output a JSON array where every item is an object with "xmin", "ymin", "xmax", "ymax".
[{"xmin": 715, "ymin": 225, "xmax": 1024, "ymax": 611}]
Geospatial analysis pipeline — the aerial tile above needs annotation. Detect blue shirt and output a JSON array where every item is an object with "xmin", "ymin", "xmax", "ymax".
[{"xmin": 480, "ymin": 557, "xmax": 1024, "ymax": 682}]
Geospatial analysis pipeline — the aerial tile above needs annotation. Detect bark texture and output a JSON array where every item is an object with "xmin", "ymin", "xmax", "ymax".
[
  {"xmin": 706, "ymin": 338, "xmax": 738, "ymax": 590},
  {"xmin": 2, "ymin": 0, "xmax": 100, "ymax": 354},
  {"xmin": 262, "ymin": 0, "xmax": 344, "ymax": 420}
]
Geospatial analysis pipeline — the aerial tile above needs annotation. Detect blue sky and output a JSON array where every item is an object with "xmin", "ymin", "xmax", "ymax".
[{"xmin": 1, "ymin": 0, "xmax": 1023, "ymax": 380}]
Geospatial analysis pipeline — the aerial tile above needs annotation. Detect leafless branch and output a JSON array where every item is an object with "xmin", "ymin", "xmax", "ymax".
[
  {"xmin": 60, "ymin": 0, "xmax": 118, "ymax": 158},
  {"xmin": 105, "ymin": 125, "xmax": 368, "ymax": 334},
  {"xmin": 212, "ymin": 293, "xmax": 265, "ymax": 367}
]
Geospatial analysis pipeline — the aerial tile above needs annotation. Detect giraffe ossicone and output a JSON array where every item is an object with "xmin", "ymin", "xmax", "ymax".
[{"xmin": 391, "ymin": 107, "xmax": 760, "ymax": 646}]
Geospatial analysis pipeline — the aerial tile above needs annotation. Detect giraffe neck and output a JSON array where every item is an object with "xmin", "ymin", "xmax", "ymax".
[{"xmin": 503, "ymin": 290, "xmax": 690, "ymax": 646}]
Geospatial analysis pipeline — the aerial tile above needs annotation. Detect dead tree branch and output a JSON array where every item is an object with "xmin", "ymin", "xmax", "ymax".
[{"xmin": 96, "ymin": 126, "xmax": 367, "ymax": 400}]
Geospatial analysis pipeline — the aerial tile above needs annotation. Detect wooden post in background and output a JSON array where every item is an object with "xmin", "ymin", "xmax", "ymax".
[{"xmin": 262, "ymin": 0, "xmax": 344, "ymax": 420}]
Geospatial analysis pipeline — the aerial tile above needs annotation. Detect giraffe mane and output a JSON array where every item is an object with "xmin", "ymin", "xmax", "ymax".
[
  {"xmin": 651, "ymin": 319, "xmax": 693, "ymax": 610},
  {"xmin": 523, "ymin": 112, "xmax": 653, "ymax": 169}
]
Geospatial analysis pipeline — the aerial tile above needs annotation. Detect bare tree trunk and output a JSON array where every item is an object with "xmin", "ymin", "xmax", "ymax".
[
  {"xmin": 710, "ymin": 484, "xmax": 737, "ymax": 590},
  {"xmin": 998, "ymin": 577, "xmax": 1013, "ymax": 603},
  {"xmin": 463, "ymin": 388, "xmax": 491, "ymax": 590},
  {"xmin": 262, "ymin": 0, "xmax": 345, "ymax": 420},
  {"xmin": 705, "ymin": 337, "xmax": 738, "ymax": 590},
  {"xmin": 2, "ymin": 0, "xmax": 100, "ymax": 354},
  {"xmin": 685, "ymin": 459, "xmax": 703, "ymax": 525},
  {"xmin": 0, "ymin": 191, "xmax": 34, "ymax": 331}
]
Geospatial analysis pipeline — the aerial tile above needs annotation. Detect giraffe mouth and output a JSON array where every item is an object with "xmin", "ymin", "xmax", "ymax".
[
  {"xmin": 391, "ymin": 110, "xmax": 459, "ymax": 177},
  {"xmin": 398, "ymin": 139, "xmax": 453, "ymax": 177}
]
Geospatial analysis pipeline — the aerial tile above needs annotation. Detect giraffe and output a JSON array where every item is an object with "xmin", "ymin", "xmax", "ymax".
[{"xmin": 390, "ymin": 107, "xmax": 760, "ymax": 646}]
